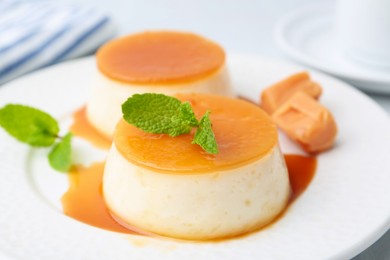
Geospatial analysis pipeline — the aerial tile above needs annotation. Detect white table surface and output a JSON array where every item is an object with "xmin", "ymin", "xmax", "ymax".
[{"xmin": 48, "ymin": 0, "xmax": 390, "ymax": 259}]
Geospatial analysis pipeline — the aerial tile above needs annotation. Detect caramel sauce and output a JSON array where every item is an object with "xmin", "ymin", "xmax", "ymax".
[
  {"xmin": 61, "ymin": 163, "xmax": 135, "ymax": 234},
  {"xmin": 237, "ymin": 95, "xmax": 258, "ymax": 106},
  {"xmin": 285, "ymin": 154, "xmax": 317, "ymax": 201},
  {"xmin": 115, "ymin": 94, "xmax": 278, "ymax": 173},
  {"xmin": 70, "ymin": 107, "xmax": 112, "ymax": 149},
  {"xmin": 97, "ymin": 31, "xmax": 225, "ymax": 84},
  {"xmin": 61, "ymin": 155, "xmax": 316, "ymax": 238}
]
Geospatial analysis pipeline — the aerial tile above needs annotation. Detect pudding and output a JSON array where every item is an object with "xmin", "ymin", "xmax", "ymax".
[
  {"xmin": 103, "ymin": 93, "xmax": 290, "ymax": 240},
  {"xmin": 86, "ymin": 31, "xmax": 233, "ymax": 138}
]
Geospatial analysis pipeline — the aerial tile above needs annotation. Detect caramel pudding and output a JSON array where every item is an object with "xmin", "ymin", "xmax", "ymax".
[
  {"xmin": 103, "ymin": 93, "xmax": 290, "ymax": 240},
  {"xmin": 86, "ymin": 31, "xmax": 233, "ymax": 138}
]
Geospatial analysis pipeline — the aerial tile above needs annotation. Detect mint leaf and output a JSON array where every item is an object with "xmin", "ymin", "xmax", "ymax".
[
  {"xmin": 178, "ymin": 102, "xmax": 199, "ymax": 127},
  {"xmin": 0, "ymin": 104, "xmax": 59, "ymax": 147},
  {"xmin": 122, "ymin": 93, "xmax": 198, "ymax": 137},
  {"xmin": 48, "ymin": 133, "xmax": 72, "ymax": 172},
  {"xmin": 192, "ymin": 112, "xmax": 218, "ymax": 154},
  {"xmin": 0, "ymin": 104, "xmax": 74, "ymax": 172},
  {"xmin": 122, "ymin": 93, "xmax": 219, "ymax": 154}
]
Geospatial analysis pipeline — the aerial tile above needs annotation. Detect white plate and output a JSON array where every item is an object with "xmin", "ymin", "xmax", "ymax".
[
  {"xmin": 0, "ymin": 54, "xmax": 389, "ymax": 260},
  {"xmin": 274, "ymin": 2, "xmax": 390, "ymax": 94}
]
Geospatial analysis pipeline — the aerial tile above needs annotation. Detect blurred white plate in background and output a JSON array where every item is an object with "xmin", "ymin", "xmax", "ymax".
[{"xmin": 274, "ymin": 2, "xmax": 390, "ymax": 94}]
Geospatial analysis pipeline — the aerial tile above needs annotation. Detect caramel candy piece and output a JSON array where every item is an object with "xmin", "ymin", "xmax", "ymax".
[
  {"xmin": 272, "ymin": 92, "xmax": 337, "ymax": 153},
  {"xmin": 260, "ymin": 72, "xmax": 322, "ymax": 114}
]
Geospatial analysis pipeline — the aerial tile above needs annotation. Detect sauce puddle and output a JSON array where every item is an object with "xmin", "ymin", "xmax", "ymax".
[
  {"xmin": 70, "ymin": 106, "xmax": 112, "ymax": 149},
  {"xmin": 61, "ymin": 155, "xmax": 317, "ymax": 238},
  {"xmin": 61, "ymin": 163, "xmax": 135, "ymax": 234},
  {"xmin": 285, "ymin": 155, "xmax": 317, "ymax": 201}
]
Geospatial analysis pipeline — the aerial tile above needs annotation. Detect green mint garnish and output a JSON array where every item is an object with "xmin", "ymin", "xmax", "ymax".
[
  {"xmin": 122, "ymin": 93, "xmax": 198, "ymax": 137},
  {"xmin": 192, "ymin": 112, "xmax": 219, "ymax": 154},
  {"xmin": 0, "ymin": 104, "xmax": 73, "ymax": 172},
  {"xmin": 122, "ymin": 93, "xmax": 218, "ymax": 154},
  {"xmin": 0, "ymin": 104, "xmax": 59, "ymax": 147},
  {"xmin": 49, "ymin": 133, "xmax": 73, "ymax": 172}
]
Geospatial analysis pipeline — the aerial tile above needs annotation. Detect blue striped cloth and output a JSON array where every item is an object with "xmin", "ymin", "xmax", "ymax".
[{"xmin": 0, "ymin": 0, "xmax": 116, "ymax": 84}]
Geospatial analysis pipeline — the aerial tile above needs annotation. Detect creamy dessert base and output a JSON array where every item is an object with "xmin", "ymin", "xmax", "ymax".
[
  {"xmin": 103, "ymin": 145, "xmax": 290, "ymax": 240},
  {"xmin": 86, "ymin": 67, "xmax": 233, "ymax": 138}
]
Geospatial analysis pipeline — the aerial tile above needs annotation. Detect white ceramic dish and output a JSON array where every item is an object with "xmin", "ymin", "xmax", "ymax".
[
  {"xmin": 274, "ymin": 2, "xmax": 390, "ymax": 94},
  {"xmin": 0, "ymin": 54, "xmax": 389, "ymax": 260}
]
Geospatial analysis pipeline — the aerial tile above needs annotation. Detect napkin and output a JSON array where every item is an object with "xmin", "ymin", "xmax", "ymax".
[{"xmin": 0, "ymin": 0, "xmax": 116, "ymax": 85}]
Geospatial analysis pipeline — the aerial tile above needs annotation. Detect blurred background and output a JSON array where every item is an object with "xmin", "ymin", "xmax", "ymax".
[
  {"xmin": 0, "ymin": 0, "xmax": 389, "ymax": 259},
  {"xmin": 2, "ymin": 0, "xmax": 390, "ymax": 110}
]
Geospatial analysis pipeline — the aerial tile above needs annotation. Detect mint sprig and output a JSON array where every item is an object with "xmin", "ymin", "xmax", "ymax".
[
  {"xmin": 192, "ymin": 112, "xmax": 218, "ymax": 154},
  {"xmin": 0, "ymin": 104, "xmax": 59, "ymax": 146},
  {"xmin": 48, "ymin": 133, "xmax": 73, "ymax": 172},
  {"xmin": 0, "ymin": 104, "xmax": 73, "ymax": 172},
  {"xmin": 122, "ymin": 93, "xmax": 198, "ymax": 136},
  {"xmin": 122, "ymin": 93, "xmax": 219, "ymax": 154}
]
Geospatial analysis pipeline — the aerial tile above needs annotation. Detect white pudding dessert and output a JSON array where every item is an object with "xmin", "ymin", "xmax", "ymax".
[
  {"xmin": 103, "ymin": 93, "xmax": 291, "ymax": 240},
  {"xmin": 86, "ymin": 31, "xmax": 233, "ymax": 138}
]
